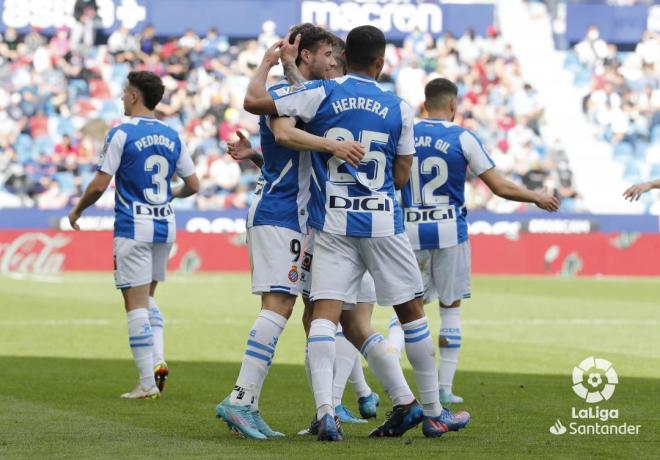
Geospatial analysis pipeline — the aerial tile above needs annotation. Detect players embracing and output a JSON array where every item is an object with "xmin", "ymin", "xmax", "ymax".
[{"xmin": 243, "ymin": 25, "xmax": 471, "ymax": 441}]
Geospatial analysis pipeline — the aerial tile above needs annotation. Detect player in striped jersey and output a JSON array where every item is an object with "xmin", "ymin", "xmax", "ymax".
[
  {"xmin": 392, "ymin": 77, "xmax": 559, "ymax": 405},
  {"xmin": 246, "ymin": 25, "xmax": 470, "ymax": 441},
  {"xmin": 229, "ymin": 34, "xmax": 380, "ymax": 432},
  {"xmin": 68, "ymin": 71, "xmax": 200, "ymax": 399},
  {"xmin": 216, "ymin": 25, "xmax": 365, "ymax": 440}
]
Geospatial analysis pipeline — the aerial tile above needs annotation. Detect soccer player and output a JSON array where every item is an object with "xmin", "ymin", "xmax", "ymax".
[
  {"xmin": 230, "ymin": 34, "xmax": 380, "ymax": 429},
  {"xmin": 244, "ymin": 25, "xmax": 470, "ymax": 441},
  {"xmin": 623, "ymin": 179, "xmax": 660, "ymax": 201},
  {"xmin": 68, "ymin": 71, "xmax": 199, "ymax": 399},
  {"xmin": 391, "ymin": 77, "xmax": 559, "ymax": 405},
  {"xmin": 215, "ymin": 24, "xmax": 364, "ymax": 440}
]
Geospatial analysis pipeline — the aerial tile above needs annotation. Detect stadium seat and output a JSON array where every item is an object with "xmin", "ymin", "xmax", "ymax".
[
  {"xmin": 54, "ymin": 172, "xmax": 75, "ymax": 192},
  {"xmin": 15, "ymin": 134, "xmax": 34, "ymax": 162},
  {"xmin": 651, "ymin": 126, "xmax": 660, "ymax": 143},
  {"xmin": 34, "ymin": 137, "xmax": 55, "ymax": 156},
  {"xmin": 613, "ymin": 142, "xmax": 634, "ymax": 160}
]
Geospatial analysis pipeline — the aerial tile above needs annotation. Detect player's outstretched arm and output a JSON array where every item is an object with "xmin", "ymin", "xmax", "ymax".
[
  {"xmin": 623, "ymin": 178, "xmax": 660, "ymax": 202},
  {"xmin": 228, "ymin": 130, "xmax": 264, "ymax": 168},
  {"xmin": 270, "ymin": 117, "xmax": 364, "ymax": 167},
  {"xmin": 479, "ymin": 168, "xmax": 559, "ymax": 211},
  {"xmin": 172, "ymin": 173, "xmax": 200, "ymax": 199},
  {"xmin": 68, "ymin": 171, "xmax": 113, "ymax": 230},
  {"xmin": 393, "ymin": 155, "xmax": 413, "ymax": 190},
  {"xmin": 243, "ymin": 40, "xmax": 283, "ymax": 115}
]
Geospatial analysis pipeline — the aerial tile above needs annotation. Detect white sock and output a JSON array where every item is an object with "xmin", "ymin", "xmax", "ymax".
[
  {"xmin": 387, "ymin": 315, "xmax": 404, "ymax": 358},
  {"xmin": 308, "ymin": 319, "xmax": 337, "ymax": 420},
  {"xmin": 361, "ymin": 333, "xmax": 414, "ymax": 407},
  {"xmin": 251, "ymin": 362, "xmax": 270, "ymax": 411},
  {"xmin": 348, "ymin": 354, "xmax": 372, "ymax": 399},
  {"xmin": 402, "ymin": 317, "xmax": 441, "ymax": 417},
  {"xmin": 230, "ymin": 309, "xmax": 287, "ymax": 407},
  {"xmin": 439, "ymin": 307, "xmax": 462, "ymax": 393},
  {"xmin": 304, "ymin": 345, "xmax": 313, "ymax": 394},
  {"xmin": 332, "ymin": 324, "xmax": 357, "ymax": 407},
  {"xmin": 127, "ymin": 308, "xmax": 156, "ymax": 390},
  {"xmin": 148, "ymin": 297, "xmax": 164, "ymax": 364}
]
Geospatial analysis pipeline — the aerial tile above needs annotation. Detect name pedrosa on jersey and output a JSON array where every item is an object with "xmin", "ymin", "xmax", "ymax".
[
  {"xmin": 134, "ymin": 135, "xmax": 175, "ymax": 152},
  {"xmin": 415, "ymin": 136, "xmax": 450, "ymax": 153},
  {"xmin": 331, "ymin": 97, "xmax": 389, "ymax": 119}
]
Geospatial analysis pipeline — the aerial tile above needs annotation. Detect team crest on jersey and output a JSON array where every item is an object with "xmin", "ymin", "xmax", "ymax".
[
  {"xmin": 274, "ymin": 83, "xmax": 306, "ymax": 97},
  {"xmin": 288, "ymin": 264, "xmax": 299, "ymax": 282}
]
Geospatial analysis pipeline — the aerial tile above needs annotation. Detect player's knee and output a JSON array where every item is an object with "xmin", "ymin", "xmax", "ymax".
[
  {"xmin": 262, "ymin": 293, "xmax": 296, "ymax": 319},
  {"xmin": 393, "ymin": 297, "xmax": 425, "ymax": 324}
]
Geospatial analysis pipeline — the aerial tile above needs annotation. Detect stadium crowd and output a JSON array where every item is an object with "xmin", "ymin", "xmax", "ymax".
[
  {"xmin": 571, "ymin": 26, "xmax": 660, "ymax": 186},
  {"xmin": 0, "ymin": 20, "xmax": 579, "ymax": 212}
]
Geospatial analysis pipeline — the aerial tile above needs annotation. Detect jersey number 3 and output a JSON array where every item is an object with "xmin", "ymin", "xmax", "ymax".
[{"xmin": 144, "ymin": 155, "xmax": 169, "ymax": 204}]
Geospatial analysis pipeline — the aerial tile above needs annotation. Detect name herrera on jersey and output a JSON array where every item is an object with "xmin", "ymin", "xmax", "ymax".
[
  {"xmin": 331, "ymin": 97, "xmax": 389, "ymax": 119},
  {"xmin": 134, "ymin": 135, "xmax": 175, "ymax": 152}
]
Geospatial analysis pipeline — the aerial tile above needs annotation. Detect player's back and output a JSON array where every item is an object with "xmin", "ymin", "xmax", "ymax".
[
  {"xmin": 102, "ymin": 117, "xmax": 186, "ymax": 243},
  {"xmin": 401, "ymin": 119, "xmax": 494, "ymax": 249},
  {"xmin": 299, "ymin": 75, "xmax": 414, "ymax": 237},
  {"xmin": 249, "ymin": 80, "xmax": 311, "ymax": 234}
]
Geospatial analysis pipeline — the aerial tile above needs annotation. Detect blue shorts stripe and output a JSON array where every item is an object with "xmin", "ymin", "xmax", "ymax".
[
  {"xmin": 404, "ymin": 325, "xmax": 428, "ymax": 335},
  {"xmin": 247, "ymin": 339, "xmax": 275, "ymax": 355},
  {"xmin": 270, "ymin": 285, "xmax": 291, "ymax": 291},
  {"xmin": 245, "ymin": 349, "xmax": 271, "ymax": 362},
  {"xmin": 442, "ymin": 344, "xmax": 461, "ymax": 348},
  {"xmin": 307, "ymin": 336, "xmax": 335, "ymax": 343},
  {"xmin": 336, "ymin": 332, "xmax": 344, "ymax": 337},
  {"xmin": 404, "ymin": 331, "xmax": 431, "ymax": 343}
]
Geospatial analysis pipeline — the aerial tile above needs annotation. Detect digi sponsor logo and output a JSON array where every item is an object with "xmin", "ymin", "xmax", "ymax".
[
  {"xmin": 133, "ymin": 202, "xmax": 174, "ymax": 219},
  {"xmin": 329, "ymin": 195, "xmax": 391, "ymax": 212},
  {"xmin": 405, "ymin": 206, "xmax": 455, "ymax": 223}
]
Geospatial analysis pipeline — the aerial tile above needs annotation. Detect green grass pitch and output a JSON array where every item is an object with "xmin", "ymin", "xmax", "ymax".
[{"xmin": 1, "ymin": 273, "xmax": 658, "ymax": 459}]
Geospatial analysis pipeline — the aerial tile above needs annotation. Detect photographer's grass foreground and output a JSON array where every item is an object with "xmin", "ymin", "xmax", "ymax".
[{"xmin": 0, "ymin": 274, "xmax": 658, "ymax": 458}]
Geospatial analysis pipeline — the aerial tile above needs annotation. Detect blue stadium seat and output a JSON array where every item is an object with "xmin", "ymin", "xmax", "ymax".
[
  {"xmin": 623, "ymin": 162, "xmax": 642, "ymax": 183},
  {"xmin": 99, "ymin": 100, "xmax": 122, "ymax": 121},
  {"xmin": 54, "ymin": 172, "xmax": 75, "ymax": 192},
  {"xmin": 56, "ymin": 116, "xmax": 77, "ymax": 137},
  {"xmin": 649, "ymin": 163, "xmax": 660, "ymax": 178},
  {"xmin": 15, "ymin": 134, "xmax": 34, "ymax": 162},
  {"xmin": 34, "ymin": 136, "xmax": 55, "ymax": 155},
  {"xmin": 80, "ymin": 171, "xmax": 95, "ymax": 188},
  {"xmin": 651, "ymin": 126, "xmax": 660, "ymax": 143},
  {"xmin": 613, "ymin": 142, "xmax": 634, "ymax": 160}
]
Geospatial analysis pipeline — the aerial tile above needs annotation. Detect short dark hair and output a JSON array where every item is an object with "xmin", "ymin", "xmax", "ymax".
[
  {"xmin": 425, "ymin": 78, "xmax": 458, "ymax": 110},
  {"xmin": 288, "ymin": 23, "xmax": 335, "ymax": 66},
  {"xmin": 127, "ymin": 71, "xmax": 165, "ymax": 110},
  {"xmin": 331, "ymin": 34, "xmax": 346, "ymax": 75},
  {"xmin": 345, "ymin": 25, "xmax": 386, "ymax": 70}
]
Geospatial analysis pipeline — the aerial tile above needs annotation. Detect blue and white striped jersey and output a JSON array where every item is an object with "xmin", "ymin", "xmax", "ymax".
[
  {"xmin": 269, "ymin": 74, "xmax": 415, "ymax": 238},
  {"xmin": 97, "ymin": 117, "xmax": 195, "ymax": 243},
  {"xmin": 400, "ymin": 119, "xmax": 495, "ymax": 250},
  {"xmin": 247, "ymin": 80, "xmax": 311, "ymax": 234}
]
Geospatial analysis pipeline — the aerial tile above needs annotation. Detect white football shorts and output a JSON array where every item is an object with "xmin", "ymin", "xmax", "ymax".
[
  {"xmin": 416, "ymin": 241, "xmax": 471, "ymax": 306},
  {"xmin": 310, "ymin": 230, "xmax": 424, "ymax": 306},
  {"xmin": 248, "ymin": 225, "xmax": 305, "ymax": 296},
  {"xmin": 300, "ymin": 230, "xmax": 376, "ymax": 306},
  {"xmin": 113, "ymin": 237, "xmax": 172, "ymax": 289}
]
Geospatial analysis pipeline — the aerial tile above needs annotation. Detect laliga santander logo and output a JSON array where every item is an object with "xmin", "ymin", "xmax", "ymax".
[{"xmin": 572, "ymin": 356, "xmax": 618, "ymax": 403}]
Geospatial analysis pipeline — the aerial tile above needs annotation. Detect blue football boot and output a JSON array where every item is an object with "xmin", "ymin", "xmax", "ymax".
[
  {"xmin": 317, "ymin": 413, "xmax": 343, "ymax": 442},
  {"xmin": 422, "ymin": 408, "xmax": 470, "ymax": 438},
  {"xmin": 252, "ymin": 410, "xmax": 285, "ymax": 437},
  {"xmin": 335, "ymin": 404, "xmax": 367, "ymax": 424},
  {"xmin": 215, "ymin": 398, "xmax": 266, "ymax": 440},
  {"xmin": 357, "ymin": 392, "xmax": 380, "ymax": 419},
  {"xmin": 368, "ymin": 400, "xmax": 423, "ymax": 438}
]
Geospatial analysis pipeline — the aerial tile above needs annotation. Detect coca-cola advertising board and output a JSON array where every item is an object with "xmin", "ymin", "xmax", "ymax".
[{"xmin": 0, "ymin": 230, "xmax": 658, "ymax": 277}]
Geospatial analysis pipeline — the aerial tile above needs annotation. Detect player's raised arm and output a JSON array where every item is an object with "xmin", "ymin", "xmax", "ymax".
[
  {"xmin": 270, "ymin": 117, "xmax": 364, "ymax": 167},
  {"xmin": 479, "ymin": 168, "xmax": 559, "ymax": 211},
  {"xmin": 243, "ymin": 40, "xmax": 283, "ymax": 115},
  {"xmin": 623, "ymin": 178, "xmax": 660, "ymax": 201}
]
